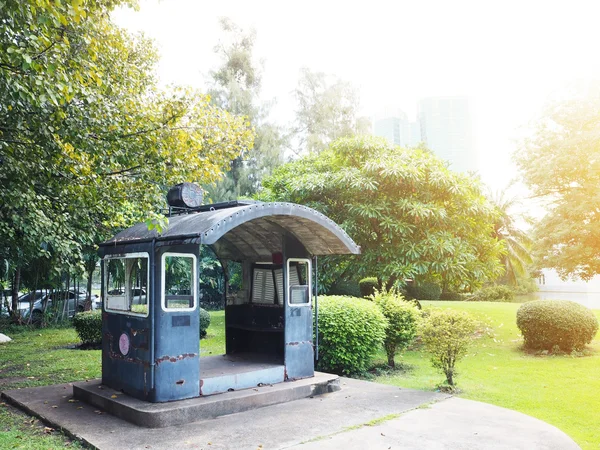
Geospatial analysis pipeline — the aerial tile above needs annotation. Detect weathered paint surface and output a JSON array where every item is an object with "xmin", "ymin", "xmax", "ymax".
[
  {"xmin": 98, "ymin": 200, "xmax": 359, "ymax": 403},
  {"xmin": 153, "ymin": 245, "xmax": 200, "ymax": 402},
  {"xmin": 102, "ymin": 311, "xmax": 152, "ymax": 399},
  {"xmin": 284, "ymin": 305, "xmax": 314, "ymax": 379},
  {"xmin": 201, "ymin": 366, "xmax": 284, "ymax": 396}
]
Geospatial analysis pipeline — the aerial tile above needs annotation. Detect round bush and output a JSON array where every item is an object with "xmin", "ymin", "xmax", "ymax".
[
  {"xmin": 469, "ymin": 285, "xmax": 514, "ymax": 302},
  {"xmin": 359, "ymin": 277, "xmax": 378, "ymax": 298},
  {"xmin": 199, "ymin": 307, "xmax": 211, "ymax": 338},
  {"xmin": 407, "ymin": 281, "xmax": 441, "ymax": 300},
  {"xmin": 72, "ymin": 310, "xmax": 102, "ymax": 345},
  {"xmin": 315, "ymin": 295, "xmax": 387, "ymax": 375},
  {"xmin": 516, "ymin": 300, "xmax": 599, "ymax": 352}
]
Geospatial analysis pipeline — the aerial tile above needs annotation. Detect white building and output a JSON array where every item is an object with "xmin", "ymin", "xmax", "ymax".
[
  {"xmin": 373, "ymin": 108, "xmax": 420, "ymax": 148},
  {"xmin": 418, "ymin": 96, "xmax": 477, "ymax": 173}
]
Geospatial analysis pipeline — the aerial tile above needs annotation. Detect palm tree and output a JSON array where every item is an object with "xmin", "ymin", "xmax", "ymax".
[{"xmin": 489, "ymin": 190, "xmax": 534, "ymax": 286}]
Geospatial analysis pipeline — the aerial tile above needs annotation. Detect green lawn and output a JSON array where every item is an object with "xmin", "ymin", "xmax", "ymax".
[
  {"xmin": 0, "ymin": 313, "xmax": 226, "ymax": 449},
  {"xmin": 373, "ymin": 301, "xmax": 600, "ymax": 450},
  {"xmin": 200, "ymin": 310, "xmax": 226, "ymax": 356},
  {"xmin": 1, "ymin": 306, "xmax": 599, "ymax": 449}
]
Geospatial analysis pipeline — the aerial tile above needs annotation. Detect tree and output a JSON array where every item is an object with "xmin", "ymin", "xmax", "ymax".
[
  {"xmin": 259, "ymin": 136, "xmax": 504, "ymax": 292},
  {"xmin": 488, "ymin": 190, "xmax": 534, "ymax": 285},
  {"xmin": 205, "ymin": 17, "xmax": 286, "ymax": 201},
  {"xmin": 292, "ymin": 68, "xmax": 369, "ymax": 154},
  {"xmin": 0, "ymin": 1, "xmax": 254, "ymax": 317},
  {"xmin": 515, "ymin": 84, "xmax": 600, "ymax": 280}
]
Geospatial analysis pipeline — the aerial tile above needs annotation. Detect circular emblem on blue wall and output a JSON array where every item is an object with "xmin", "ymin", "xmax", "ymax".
[{"xmin": 119, "ymin": 333, "xmax": 130, "ymax": 356}]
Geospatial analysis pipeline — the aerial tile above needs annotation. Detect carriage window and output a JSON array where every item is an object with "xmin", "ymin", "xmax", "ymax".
[
  {"xmin": 287, "ymin": 259, "xmax": 311, "ymax": 306},
  {"xmin": 162, "ymin": 253, "xmax": 196, "ymax": 311},
  {"xmin": 105, "ymin": 254, "xmax": 149, "ymax": 317}
]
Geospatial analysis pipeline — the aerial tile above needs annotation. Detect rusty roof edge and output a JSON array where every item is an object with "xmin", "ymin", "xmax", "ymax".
[{"xmin": 99, "ymin": 202, "xmax": 361, "ymax": 255}]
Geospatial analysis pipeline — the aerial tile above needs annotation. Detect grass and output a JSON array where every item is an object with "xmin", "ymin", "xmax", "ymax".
[
  {"xmin": 200, "ymin": 310, "xmax": 225, "ymax": 356},
  {"xmin": 1, "ymin": 306, "xmax": 599, "ymax": 448},
  {"xmin": 0, "ymin": 312, "xmax": 226, "ymax": 449},
  {"xmin": 0, "ymin": 404, "xmax": 83, "ymax": 449},
  {"xmin": 373, "ymin": 301, "xmax": 600, "ymax": 449}
]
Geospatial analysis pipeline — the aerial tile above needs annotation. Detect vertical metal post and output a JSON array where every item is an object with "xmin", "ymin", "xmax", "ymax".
[
  {"xmin": 314, "ymin": 255, "xmax": 319, "ymax": 361},
  {"xmin": 149, "ymin": 238, "xmax": 156, "ymax": 394}
]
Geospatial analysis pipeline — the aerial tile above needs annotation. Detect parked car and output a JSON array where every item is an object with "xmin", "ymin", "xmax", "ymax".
[
  {"xmin": 1, "ymin": 290, "xmax": 30, "ymax": 317},
  {"xmin": 23, "ymin": 290, "xmax": 98, "ymax": 323},
  {"xmin": 101, "ymin": 288, "xmax": 146, "ymax": 309}
]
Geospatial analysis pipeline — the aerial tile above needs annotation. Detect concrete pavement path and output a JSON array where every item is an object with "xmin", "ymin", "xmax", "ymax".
[{"xmin": 2, "ymin": 378, "xmax": 580, "ymax": 450}]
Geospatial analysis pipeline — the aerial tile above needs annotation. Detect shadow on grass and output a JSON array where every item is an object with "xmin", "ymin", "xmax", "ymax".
[{"xmin": 359, "ymin": 361, "xmax": 415, "ymax": 380}]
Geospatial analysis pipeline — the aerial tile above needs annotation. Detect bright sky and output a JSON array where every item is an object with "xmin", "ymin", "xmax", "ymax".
[{"xmin": 113, "ymin": 0, "xmax": 600, "ymax": 192}]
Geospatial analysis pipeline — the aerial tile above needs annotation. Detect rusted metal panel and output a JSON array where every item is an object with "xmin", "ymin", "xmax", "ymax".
[
  {"xmin": 153, "ymin": 244, "xmax": 200, "ymax": 402},
  {"xmin": 101, "ymin": 244, "xmax": 154, "ymax": 401},
  {"xmin": 102, "ymin": 311, "xmax": 152, "ymax": 399},
  {"xmin": 284, "ymin": 306, "xmax": 314, "ymax": 379}
]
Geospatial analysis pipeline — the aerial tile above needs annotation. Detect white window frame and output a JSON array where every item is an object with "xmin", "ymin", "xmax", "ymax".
[
  {"xmin": 286, "ymin": 258, "xmax": 312, "ymax": 307},
  {"xmin": 161, "ymin": 252, "xmax": 197, "ymax": 313},
  {"xmin": 104, "ymin": 252, "xmax": 150, "ymax": 318}
]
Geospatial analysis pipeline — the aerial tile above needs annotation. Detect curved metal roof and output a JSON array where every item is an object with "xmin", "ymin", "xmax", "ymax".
[{"xmin": 101, "ymin": 202, "xmax": 360, "ymax": 260}]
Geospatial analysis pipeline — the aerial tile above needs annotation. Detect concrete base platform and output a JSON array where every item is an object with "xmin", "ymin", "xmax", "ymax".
[
  {"xmin": 72, "ymin": 372, "xmax": 339, "ymax": 428},
  {"xmin": 2, "ymin": 378, "xmax": 580, "ymax": 450},
  {"xmin": 200, "ymin": 353, "xmax": 285, "ymax": 396}
]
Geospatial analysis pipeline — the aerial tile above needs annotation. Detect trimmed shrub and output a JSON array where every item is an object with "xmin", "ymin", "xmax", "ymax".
[
  {"xmin": 516, "ymin": 300, "xmax": 598, "ymax": 352},
  {"xmin": 72, "ymin": 310, "xmax": 102, "ymax": 345},
  {"xmin": 468, "ymin": 285, "xmax": 514, "ymax": 302},
  {"xmin": 439, "ymin": 291, "xmax": 463, "ymax": 301},
  {"xmin": 316, "ymin": 295, "xmax": 387, "ymax": 375},
  {"xmin": 371, "ymin": 291, "xmax": 419, "ymax": 367},
  {"xmin": 420, "ymin": 309, "xmax": 476, "ymax": 386},
  {"xmin": 359, "ymin": 277, "xmax": 379, "ymax": 298},
  {"xmin": 407, "ymin": 281, "xmax": 441, "ymax": 300},
  {"xmin": 199, "ymin": 307, "xmax": 211, "ymax": 338},
  {"xmin": 327, "ymin": 280, "xmax": 361, "ymax": 298}
]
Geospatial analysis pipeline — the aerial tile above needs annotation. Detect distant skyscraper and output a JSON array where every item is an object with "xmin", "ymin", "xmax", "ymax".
[
  {"xmin": 373, "ymin": 108, "xmax": 420, "ymax": 148},
  {"xmin": 418, "ymin": 96, "xmax": 477, "ymax": 173}
]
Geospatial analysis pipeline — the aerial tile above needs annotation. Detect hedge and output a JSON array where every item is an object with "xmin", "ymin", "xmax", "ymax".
[
  {"xmin": 468, "ymin": 285, "xmax": 514, "ymax": 302},
  {"xmin": 516, "ymin": 300, "xmax": 598, "ymax": 352},
  {"xmin": 359, "ymin": 277, "xmax": 378, "ymax": 298},
  {"xmin": 407, "ymin": 281, "xmax": 441, "ymax": 300},
  {"xmin": 72, "ymin": 310, "xmax": 103, "ymax": 345},
  {"xmin": 315, "ymin": 295, "xmax": 387, "ymax": 375},
  {"xmin": 200, "ymin": 307, "xmax": 211, "ymax": 338}
]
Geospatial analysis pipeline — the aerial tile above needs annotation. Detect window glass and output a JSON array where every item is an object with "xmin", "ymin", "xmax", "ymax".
[
  {"xmin": 105, "ymin": 256, "xmax": 149, "ymax": 316},
  {"xmin": 163, "ymin": 254, "xmax": 196, "ymax": 310},
  {"xmin": 288, "ymin": 260, "xmax": 311, "ymax": 305}
]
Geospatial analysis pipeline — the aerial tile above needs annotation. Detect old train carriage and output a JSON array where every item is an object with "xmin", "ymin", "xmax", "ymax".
[{"xmin": 98, "ymin": 187, "xmax": 360, "ymax": 403}]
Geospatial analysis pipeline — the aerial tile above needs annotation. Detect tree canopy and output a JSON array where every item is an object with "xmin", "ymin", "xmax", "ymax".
[
  {"xmin": 515, "ymin": 85, "xmax": 600, "ymax": 280},
  {"xmin": 292, "ymin": 68, "xmax": 369, "ymax": 154},
  {"xmin": 0, "ymin": 1, "xmax": 254, "ymax": 311},
  {"xmin": 488, "ymin": 190, "xmax": 533, "ymax": 286},
  {"xmin": 205, "ymin": 17, "xmax": 285, "ymax": 201},
  {"xmin": 259, "ymin": 136, "xmax": 503, "ymax": 292}
]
